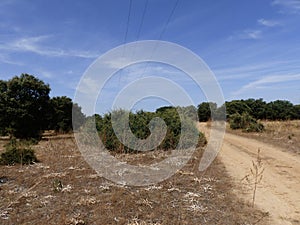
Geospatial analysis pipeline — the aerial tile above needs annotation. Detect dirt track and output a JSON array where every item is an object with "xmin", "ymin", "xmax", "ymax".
[{"xmin": 199, "ymin": 123, "xmax": 300, "ymax": 225}]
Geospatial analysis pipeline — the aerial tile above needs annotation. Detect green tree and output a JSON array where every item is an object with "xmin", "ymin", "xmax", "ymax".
[
  {"xmin": 48, "ymin": 96, "xmax": 85, "ymax": 133},
  {"xmin": 225, "ymin": 100, "xmax": 251, "ymax": 116},
  {"xmin": 266, "ymin": 100, "xmax": 295, "ymax": 120},
  {"xmin": 197, "ymin": 102, "xmax": 217, "ymax": 122},
  {"xmin": 244, "ymin": 98, "xmax": 267, "ymax": 120},
  {"xmin": 1, "ymin": 74, "xmax": 50, "ymax": 139},
  {"xmin": 293, "ymin": 105, "xmax": 300, "ymax": 120}
]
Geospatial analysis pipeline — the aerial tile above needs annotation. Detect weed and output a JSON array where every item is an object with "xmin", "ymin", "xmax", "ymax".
[
  {"xmin": 242, "ymin": 148, "xmax": 265, "ymax": 207},
  {"xmin": 52, "ymin": 179, "xmax": 63, "ymax": 192}
]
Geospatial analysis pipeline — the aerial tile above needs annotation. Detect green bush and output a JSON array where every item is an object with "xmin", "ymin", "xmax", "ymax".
[
  {"xmin": 0, "ymin": 139, "xmax": 37, "ymax": 165},
  {"xmin": 229, "ymin": 112, "xmax": 264, "ymax": 132},
  {"xmin": 95, "ymin": 108, "xmax": 206, "ymax": 152}
]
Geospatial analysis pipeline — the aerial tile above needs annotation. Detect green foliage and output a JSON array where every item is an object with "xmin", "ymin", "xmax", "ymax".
[
  {"xmin": 294, "ymin": 105, "xmax": 300, "ymax": 120},
  {"xmin": 0, "ymin": 80, "xmax": 8, "ymax": 136},
  {"xmin": 266, "ymin": 100, "xmax": 296, "ymax": 120},
  {"xmin": 0, "ymin": 139, "xmax": 37, "ymax": 165},
  {"xmin": 95, "ymin": 107, "xmax": 205, "ymax": 152},
  {"xmin": 243, "ymin": 98, "xmax": 267, "ymax": 120},
  {"xmin": 0, "ymin": 74, "xmax": 86, "ymax": 139},
  {"xmin": 225, "ymin": 99, "xmax": 299, "ymax": 121},
  {"xmin": 229, "ymin": 112, "xmax": 264, "ymax": 132},
  {"xmin": 200, "ymin": 98, "xmax": 300, "ymax": 122},
  {"xmin": 48, "ymin": 96, "xmax": 85, "ymax": 133},
  {"xmin": 177, "ymin": 105, "xmax": 198, "ymax": 121},
  {"xmin": 197, "ymin": 102, "xmax": 217, "ymax": 122},
  {"xmin": 225, "ymin": 100, "xmax": 251, "ymax": 116},
  {"xmin": 197, "ymin": 102, "xmax": 226, "ymax": 121},
  {"xmin": 0, "ymin": 74, "xmax": 50, "ymax": 139}
]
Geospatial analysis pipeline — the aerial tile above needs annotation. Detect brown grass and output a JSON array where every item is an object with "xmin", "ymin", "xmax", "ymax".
[
  {"xmin": 228, "ymin": 120, "xmax": 300, "ymax": 155},
  {"xmin": 0, "ymin": 136, "xmax": 268, "ymax": 224}
]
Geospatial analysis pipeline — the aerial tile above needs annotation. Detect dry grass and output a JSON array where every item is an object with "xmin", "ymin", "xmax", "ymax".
[
  {"xmin": 228, "ymin": 120, "xmax": 300, "ymax": 155},
  {"xmin": 262, "ymin": 120, "xmax": 300, "ymax": 153},
  {"xmin": 0, "ymin": 136, "xmax": 268, "ymax": 224}
]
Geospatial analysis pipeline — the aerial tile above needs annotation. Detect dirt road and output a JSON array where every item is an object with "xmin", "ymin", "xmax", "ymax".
[{"xmin": 199, "ymin": 123, "xmax": 300, "ymax": 225}]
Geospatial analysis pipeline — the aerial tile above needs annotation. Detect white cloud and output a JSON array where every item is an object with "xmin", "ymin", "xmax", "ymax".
[
  {"xmin": 272, "ymin": 0, "xmax": 300, "ymax": 13},
  {"xmin": 38, "ymin": 69, "xmax": 54, "ymax": 79},
  {"xmin": 233, "ymin": 74, "xmax": 300, "ymax": 96},
  {"xmin": 0, "ymin": 36, "xmax": 99, "ymax": 59},
  {"xmin": 78, "ymin": 77, "xmax": 100, "ymax": 95},
  {"xmin": 244, "ymin": 30, "xmax": 262, "ymax": 39},
  {"xmin": 229, "ymin": 30, "xmax": 262, "ymax": 40},
  {"xmin": 258, "ymin": 18, "xmax": 281, "ymax": 27},
  {"xmin": 214, "ymin": 60, "xmax": 300, "ymax": 80},
  {"xmin": 103, "ymin": 57, "xmax": 135, "ymax": 70},
  {"xmin": 0, "ymin": 53, "xmax": 23, "ymax": 65}
]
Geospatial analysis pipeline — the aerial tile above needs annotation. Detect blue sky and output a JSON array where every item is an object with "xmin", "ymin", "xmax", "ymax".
[{"xmin": 1, "ymin": 0, "xmax": 300, "ymax": 115}]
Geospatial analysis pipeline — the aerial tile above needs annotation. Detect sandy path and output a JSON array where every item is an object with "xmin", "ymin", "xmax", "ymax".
[{"xmin": 199, "ymin": 123, "xmax": 300, "ymax": 225}]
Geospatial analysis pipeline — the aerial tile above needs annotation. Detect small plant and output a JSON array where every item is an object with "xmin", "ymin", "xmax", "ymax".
[
  {"xmin": 242, "ymin": 148, "xmax": 265, "ymax": 207},
  {"xmin": 52, "ymin": 179, "xmax": 63, "ymax": 192},
  {"xmin": 0, "ymin": 139, "xmax": 37, "ymax": 165}
]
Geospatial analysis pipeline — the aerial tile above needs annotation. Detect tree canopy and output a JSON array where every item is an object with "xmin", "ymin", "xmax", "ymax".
[
  {"xmin": 0, "ymin": 73, "xmax": 299, "ymax": 141},
  {"xmin": 48, "ymin": 96, "xmax": 85, "ymax": 133},
  {"xmin": 0, "ymin": 74, "xmax": 50, "ymax": 139},
  {"xmin": 197, "ymin": 98, "xmax": 300, "ymax": 122},
  {"xmin": 0, "ymin": 74, "xmax": 85, "ymax": 139}
]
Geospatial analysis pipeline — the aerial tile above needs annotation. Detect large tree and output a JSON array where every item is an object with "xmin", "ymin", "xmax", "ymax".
[
  {"xmin": 197, "ymin": 102, "xmax": 217, "ymax": 122},
  {"xmin": 48, "ymin": 96, "xmax": 85, "ymax": 133},
  {"xmin": 1, "ymin": 74, "xmax": 51, "ymax": 139}
]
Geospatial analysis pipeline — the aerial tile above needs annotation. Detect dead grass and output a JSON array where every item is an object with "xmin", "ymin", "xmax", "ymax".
[
  {"xmin": 0, "ymin": 136, "xmax": 268, "ymax": 224},
  {"xmin": 228, "ymin": 120, "xmax": 300, "ymax": 155}
]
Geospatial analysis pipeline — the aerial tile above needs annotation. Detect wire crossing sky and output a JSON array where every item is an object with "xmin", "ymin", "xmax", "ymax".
[{"xmin": 0, "ymin": 0, "xmax": 300, "ymax": 114}]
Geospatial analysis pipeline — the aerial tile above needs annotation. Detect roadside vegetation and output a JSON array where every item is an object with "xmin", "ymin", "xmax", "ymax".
[
  {"xmin": 0, "ymin": 73, "xmax": 299, "ymax": 224},
  {"xmin": 0, "ymin": 74, "xmax": 85, "ymax": 165},
  {"xmin": 197, "ymin": 98, "xmax": 300, "ymax": 132},
  {"xmin": 1, "ymin": 73, "xmax": 299, "ymax": 164},
  {"xmin": 85, "ymin": 106, "xmax": 206, "ymax": 153}
]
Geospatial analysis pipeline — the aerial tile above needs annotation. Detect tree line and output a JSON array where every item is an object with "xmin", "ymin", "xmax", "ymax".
[
  {"xmin": 1, "ymin": 73, "xmax": 299, "ymax": 165},
  {"xmin": 0, "ymin": 74, "xmax": 85, "ymax": 139},
  {"xmin": 198, "ymin": 98, "xmax": 300, "ymax": 122},
  {"xmin": 1, "ymin": 74, "xmax": 299, "ymax": 140}
]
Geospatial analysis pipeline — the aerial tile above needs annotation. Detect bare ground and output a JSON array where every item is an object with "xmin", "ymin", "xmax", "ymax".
[
  {"xmin": 0, "ymin": 136, "xmax": 267, "ymax": 224},
  {"xmin": 199, "ymin": 122, "xmax": 300, "ymax": 225}
]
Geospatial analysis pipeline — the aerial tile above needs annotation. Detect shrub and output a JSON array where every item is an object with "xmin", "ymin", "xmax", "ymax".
[
  {"xmin": 95, "ymin": 108, "xmax": 206, "ymax": 152},
  {"xmin": 0, "ymin": 139, "xmax": 37, "ymax": 165},
  {"xmin": 229, "ymin": 112, "xmax": 264, "ymax": 132}
]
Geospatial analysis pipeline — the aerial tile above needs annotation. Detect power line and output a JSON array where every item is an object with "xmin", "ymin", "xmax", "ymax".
[
  {"xmin": 124, "ymin": 0, "xmax": 133, "ymax": 45},
  {"xmin": 136, "ymin": 0, "xmax": 149, "ymax": 40},
  {"xmin": 119, "ymin": 0, "xmax": 133, "ymax": 85},
  {"xmin": 158, "ymin": 0, "xmax": 180, "ymax": 40},
  {"xmin": 139, "ymin": 0, "xmax": 180, "ymax": 78}
]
